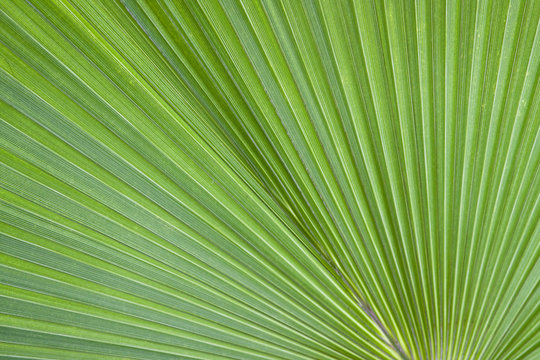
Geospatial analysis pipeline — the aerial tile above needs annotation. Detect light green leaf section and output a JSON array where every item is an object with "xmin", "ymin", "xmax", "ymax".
[{"xmin": 0, "ymin": 0, "xmax": 538, "ymax": 359}]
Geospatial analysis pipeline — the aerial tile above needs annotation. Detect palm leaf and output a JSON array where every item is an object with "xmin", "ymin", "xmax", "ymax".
[{"xmin": 1, "ymin": 0, "xmax": 538, "ymax": 359}]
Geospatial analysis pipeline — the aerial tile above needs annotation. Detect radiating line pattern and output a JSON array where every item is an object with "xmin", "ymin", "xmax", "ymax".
[{"xmin": 0, "ymin": 0, "xmax": 539, "ymax": 359}]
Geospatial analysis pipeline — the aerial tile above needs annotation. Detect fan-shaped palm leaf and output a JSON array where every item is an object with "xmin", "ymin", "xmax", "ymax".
[{"xmin": 1, "ymin": 0, "xmax": 539, "ymax": 359}]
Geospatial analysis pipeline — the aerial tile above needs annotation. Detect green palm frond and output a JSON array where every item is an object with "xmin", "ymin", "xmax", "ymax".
[{"xmin": 1, "ymin": 0, "xmax": 539, "ymax": 359}]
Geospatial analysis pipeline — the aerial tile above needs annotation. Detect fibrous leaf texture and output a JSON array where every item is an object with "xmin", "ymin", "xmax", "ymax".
[{"xmin": 0, "ymin": 0, "xmax": 539, "ymax": 359}]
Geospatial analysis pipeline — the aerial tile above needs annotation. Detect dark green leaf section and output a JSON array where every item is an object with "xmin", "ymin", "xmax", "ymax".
[{"xmin": 1, "ymin": 0, "xmax": 539, "ymax": 359}]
